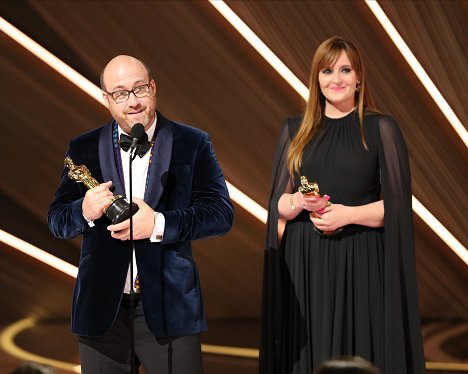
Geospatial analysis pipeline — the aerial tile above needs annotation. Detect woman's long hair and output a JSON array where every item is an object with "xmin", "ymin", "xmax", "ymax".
[{"xmin": 287, "ymin": 36, "xmax": 378, "ymax": 176}]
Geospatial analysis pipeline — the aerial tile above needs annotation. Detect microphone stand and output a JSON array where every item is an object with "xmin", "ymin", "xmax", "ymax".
[{"xmin": 128, "ymin": 146, "xmax": 138, "ymax": 374}]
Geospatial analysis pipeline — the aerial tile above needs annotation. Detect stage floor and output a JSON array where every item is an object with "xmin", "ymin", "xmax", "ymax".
[{"xmin": 1, "ymin": 319, "xmax": 467, "ymax": 374}]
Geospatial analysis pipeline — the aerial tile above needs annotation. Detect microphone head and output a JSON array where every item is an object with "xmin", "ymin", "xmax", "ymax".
[
  {"xmin": 130, "ymin": 123, "xmax": 145, "ymax": 141},
  {"xmin": 140, "ymin": 132, "xmax": 148, "ymax": 144}
]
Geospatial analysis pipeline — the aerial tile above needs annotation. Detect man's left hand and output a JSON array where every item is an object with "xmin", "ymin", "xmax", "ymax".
[{"xmin": 107, "ymin": 198, "xmax": 155, "ymax": 241}]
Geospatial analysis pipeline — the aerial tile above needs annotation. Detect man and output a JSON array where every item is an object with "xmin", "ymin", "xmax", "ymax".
[{"xmin": 48, "ymin": 55, "xmax": 233, "ymax": 373}]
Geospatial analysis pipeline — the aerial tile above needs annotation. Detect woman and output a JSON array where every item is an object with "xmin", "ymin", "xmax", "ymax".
[{"xmin": 259, "ymin": 36, "xmax": 425, "ymax": 374}]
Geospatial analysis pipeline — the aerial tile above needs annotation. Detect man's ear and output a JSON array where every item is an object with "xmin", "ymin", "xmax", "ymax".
[{"xmin": 102, "ymin": 92, "xmax": 110, "ymax": 109}]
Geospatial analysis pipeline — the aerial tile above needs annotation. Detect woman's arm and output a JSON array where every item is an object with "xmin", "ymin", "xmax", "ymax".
[
  {"xmin": 310, "ymin": 200, "xmax": 384, "ymax": 232},
  {"xmin": 278, "ymin": 179, "xmax": 331, "ymax": 221}
]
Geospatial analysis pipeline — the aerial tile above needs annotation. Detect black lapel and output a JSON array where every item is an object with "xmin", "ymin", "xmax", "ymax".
[
  {"xmin": 99, "ymin": 121, "xmax": 126, "ymax": 197},
  {"xmin": 144, "ymin": 112, "xmax": 173, "ymax": 208}
]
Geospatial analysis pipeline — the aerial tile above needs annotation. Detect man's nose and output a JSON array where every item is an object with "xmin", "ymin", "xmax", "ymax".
[{"xmin": 127, "ymin": 91, "xmax": 141, "ymax": 106}]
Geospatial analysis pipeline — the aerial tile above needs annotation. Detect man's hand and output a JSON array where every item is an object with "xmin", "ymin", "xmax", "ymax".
[
  {"xmin": 82, "ymin": 181, "xmax": 114, "ymax": 221},
  {"xmin": 107, "ymin": 198, "xmax": 155, "ymax": 241}
]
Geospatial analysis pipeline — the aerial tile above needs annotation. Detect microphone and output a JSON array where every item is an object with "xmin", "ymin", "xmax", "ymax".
[
  {"xmin": 128, "ymin": 122, "xmax": 146, "ymax": 374},
  {"xmin": 130, "ymin": 123, "xmax": 146, "ymax": 150}
]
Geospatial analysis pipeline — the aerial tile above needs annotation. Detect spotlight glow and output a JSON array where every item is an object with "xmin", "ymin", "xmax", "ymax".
[
  {"xmin": 227, "ymin": 182, "xmax": 267, "ymax": 223},
  {"xmin": 0, "ymin": 317, "xmax": 81, "ymax": 372},
  {"xmin": 0, "ymin": 229, "xmax": 78, "ymax": 278},
  {"xmin": 208, "ymin": 0, "xmax": 309, "ymax": 100},
  {"xmin": 0, "ymin": 17, "xmax": 103, "ymax": 105},
  {"xmin": 365, "ymin": 1, "xmax": 468, "ymax": 148},
  {"xmin": 412, "ymin": 197, "xmax": 468, "ymax": 265}
]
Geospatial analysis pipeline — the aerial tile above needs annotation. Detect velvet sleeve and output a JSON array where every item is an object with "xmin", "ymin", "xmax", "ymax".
[
  {"xmin": 378, "ymin": 115, "xmax": 426, "ymax": 373},
  {"xmin": 48, "ymin": 143, "xmax": 92, "ymax": 239},
  {"xmin": 162, "ymin": 132, "xmax": 233, "ymax": 244}
]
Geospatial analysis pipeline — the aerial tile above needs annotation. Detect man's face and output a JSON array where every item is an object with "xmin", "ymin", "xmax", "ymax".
[{"xmin": 102, "ymin": 57, "xmax": 156, "ymax": 134}]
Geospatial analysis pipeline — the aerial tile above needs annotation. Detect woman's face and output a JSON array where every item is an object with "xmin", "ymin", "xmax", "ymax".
[{"xmin": 318, "ymin": 51, "xmax": 358, "ymax": 114}]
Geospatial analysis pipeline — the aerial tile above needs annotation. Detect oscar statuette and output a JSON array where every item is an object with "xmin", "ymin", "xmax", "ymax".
[
  {"xmin": 299, "ymin": 176, "xmax": 342, "ymax": 237},
  {"xmin": 64, "ymin": 157, "xmax": 139, "ymax": 224}
]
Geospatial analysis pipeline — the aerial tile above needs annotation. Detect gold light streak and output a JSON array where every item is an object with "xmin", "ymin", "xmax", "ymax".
[
  {"xmin": 365, "ymin": 0, "xmax": 468, "ymax": 148},
  {"xmin": 227, "ymin": 182, "xmax": 267, "ymax": 223},
  {"xmin": 0, "ymin": 318, "xmax": 81, "ymax": 373},
  {"xmin": 413, "ymin": 197, "xmax": 468, "ymax": 265},
  {"xmin": 202, "ymin": 343, "xmax": 259, "ymax": 358},
  {"xmin": 3, "ymin": 317, "xmax": 468, "ymax": 371},
  {"xmin": 208, "ymin": 0, "xmax": 309, "ymax": 100},
  {"xmin": 0, "ymin": 317, "xmax": 258, "ymax": 373},
  {"xmin": 0, "ymin": 229, "xmax": 78, "ymax": 278},
  {"xmin": 209, "ymin": 1, "xmax": 467, "ymax": 262},
  {"xmin": 0, "ymin": 17, "xmax": 103, "ymax": 105}
]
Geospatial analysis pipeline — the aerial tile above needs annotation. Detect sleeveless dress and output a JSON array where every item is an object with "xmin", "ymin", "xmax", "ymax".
[{"xmin": 259, "ymin": 111, "xmax": 425, "ymax": 374}]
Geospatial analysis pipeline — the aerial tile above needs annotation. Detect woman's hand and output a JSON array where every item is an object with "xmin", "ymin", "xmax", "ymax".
[
  {"xmin": 310, "ymin": 203, "xmax": 350, "ymax": 232},
  {"xmin": 310, "ymin": 200, "xmax": 384, "ymax": 231},
  {"xmin": 278, "ymin": 183, "xmax": 331, "ymax": 221},
  {"xmin": 295, "ymin": 192, "xmax": 330, "ymax": 212}
]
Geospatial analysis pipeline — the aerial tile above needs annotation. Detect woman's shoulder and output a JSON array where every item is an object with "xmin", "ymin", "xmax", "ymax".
[
  {"xmin": 283, "ymin": 115, "xmax": 303, "ymax": 138},
  {"xmin": 364, "ymin": 111, "xmax": 401, "ymax": 132},
  {"xmin": 364, "ymin": 111, "xmax": 398, "ymax": 125},
  {"xmin": 364, "ymin": 112, "xmax": 405, "ymax": 146}
]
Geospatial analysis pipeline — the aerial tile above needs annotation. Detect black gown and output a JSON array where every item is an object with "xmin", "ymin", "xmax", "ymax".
[{"xmin": 259, "ymin": 111, "xmax": 425, "ymax": 374}]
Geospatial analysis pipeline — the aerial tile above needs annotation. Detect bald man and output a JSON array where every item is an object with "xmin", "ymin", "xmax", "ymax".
[{"xmin": 48, "ymin": 55, "xmax": 233, "ymax": 373}]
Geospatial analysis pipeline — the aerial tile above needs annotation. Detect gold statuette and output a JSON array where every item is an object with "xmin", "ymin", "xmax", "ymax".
[
  {"xmin": 64, "ymin": 157, "xmax": 138, "ymax": 224},
  {"xmin": 299, "ymin": 176, "xmax": 342, "ymax": 237},
  {"xmin": 298, "ymin": 176, "xmax": 319, "ymax": 196}
]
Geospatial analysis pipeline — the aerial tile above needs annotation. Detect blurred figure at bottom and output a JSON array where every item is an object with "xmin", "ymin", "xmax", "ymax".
[
  {"xmin": 10, "ymin": 362, "xmax": 55, "ymax": 374},
  {"xmin": 314, "ymin": 356, "xmax": 380, "ymax": 374}
]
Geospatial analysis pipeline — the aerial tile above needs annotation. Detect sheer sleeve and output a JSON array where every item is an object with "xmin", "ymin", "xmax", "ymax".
[
  {"xmin": 266, "ymin": 122, "xmax": 293, "ymax": 250},
  {"xmin": 378, "ymin": 116, "xmax": 425, "ymax": 373},
  {"xmin": 259, "ymin": 117, "xmax": 299, "ymax": 374}
]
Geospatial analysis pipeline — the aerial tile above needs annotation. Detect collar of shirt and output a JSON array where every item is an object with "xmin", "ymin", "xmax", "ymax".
[{"xmin": 117, "ymin": 114, "xmax": 157, "ymax": 149}]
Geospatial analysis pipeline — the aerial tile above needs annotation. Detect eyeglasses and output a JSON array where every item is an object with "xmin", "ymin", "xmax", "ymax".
[{"xmin": 105, "ymin": 83, "xmax": 152, "ymax": 103}]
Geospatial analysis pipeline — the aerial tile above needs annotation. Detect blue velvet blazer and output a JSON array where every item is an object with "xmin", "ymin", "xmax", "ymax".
[{"xmin": 48, "ymin": 112, "xmax": 233, "ymax": 337}]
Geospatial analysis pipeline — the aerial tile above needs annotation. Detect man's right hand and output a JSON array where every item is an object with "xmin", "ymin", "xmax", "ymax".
[{"xmin": 82, "ymin": 181, "xmax": 114, "ymax": 221}]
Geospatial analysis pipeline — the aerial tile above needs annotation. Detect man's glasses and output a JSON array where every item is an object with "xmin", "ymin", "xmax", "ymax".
[{"xmin": 105, "ymin": 83, "xmax": 152, "ymax": 103}]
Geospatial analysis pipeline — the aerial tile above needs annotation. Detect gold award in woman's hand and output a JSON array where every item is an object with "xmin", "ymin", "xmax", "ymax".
[
  {"xmin": 64, "ymin": 157, "xmax": 139, "ymax": 224},
  {"xmin": 298, "ymin": 176, "xmax": 320, "ymax": 196},
  {"xmin": 299, "ymin": 176, "xmax": 341, "ymax": 237}
]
